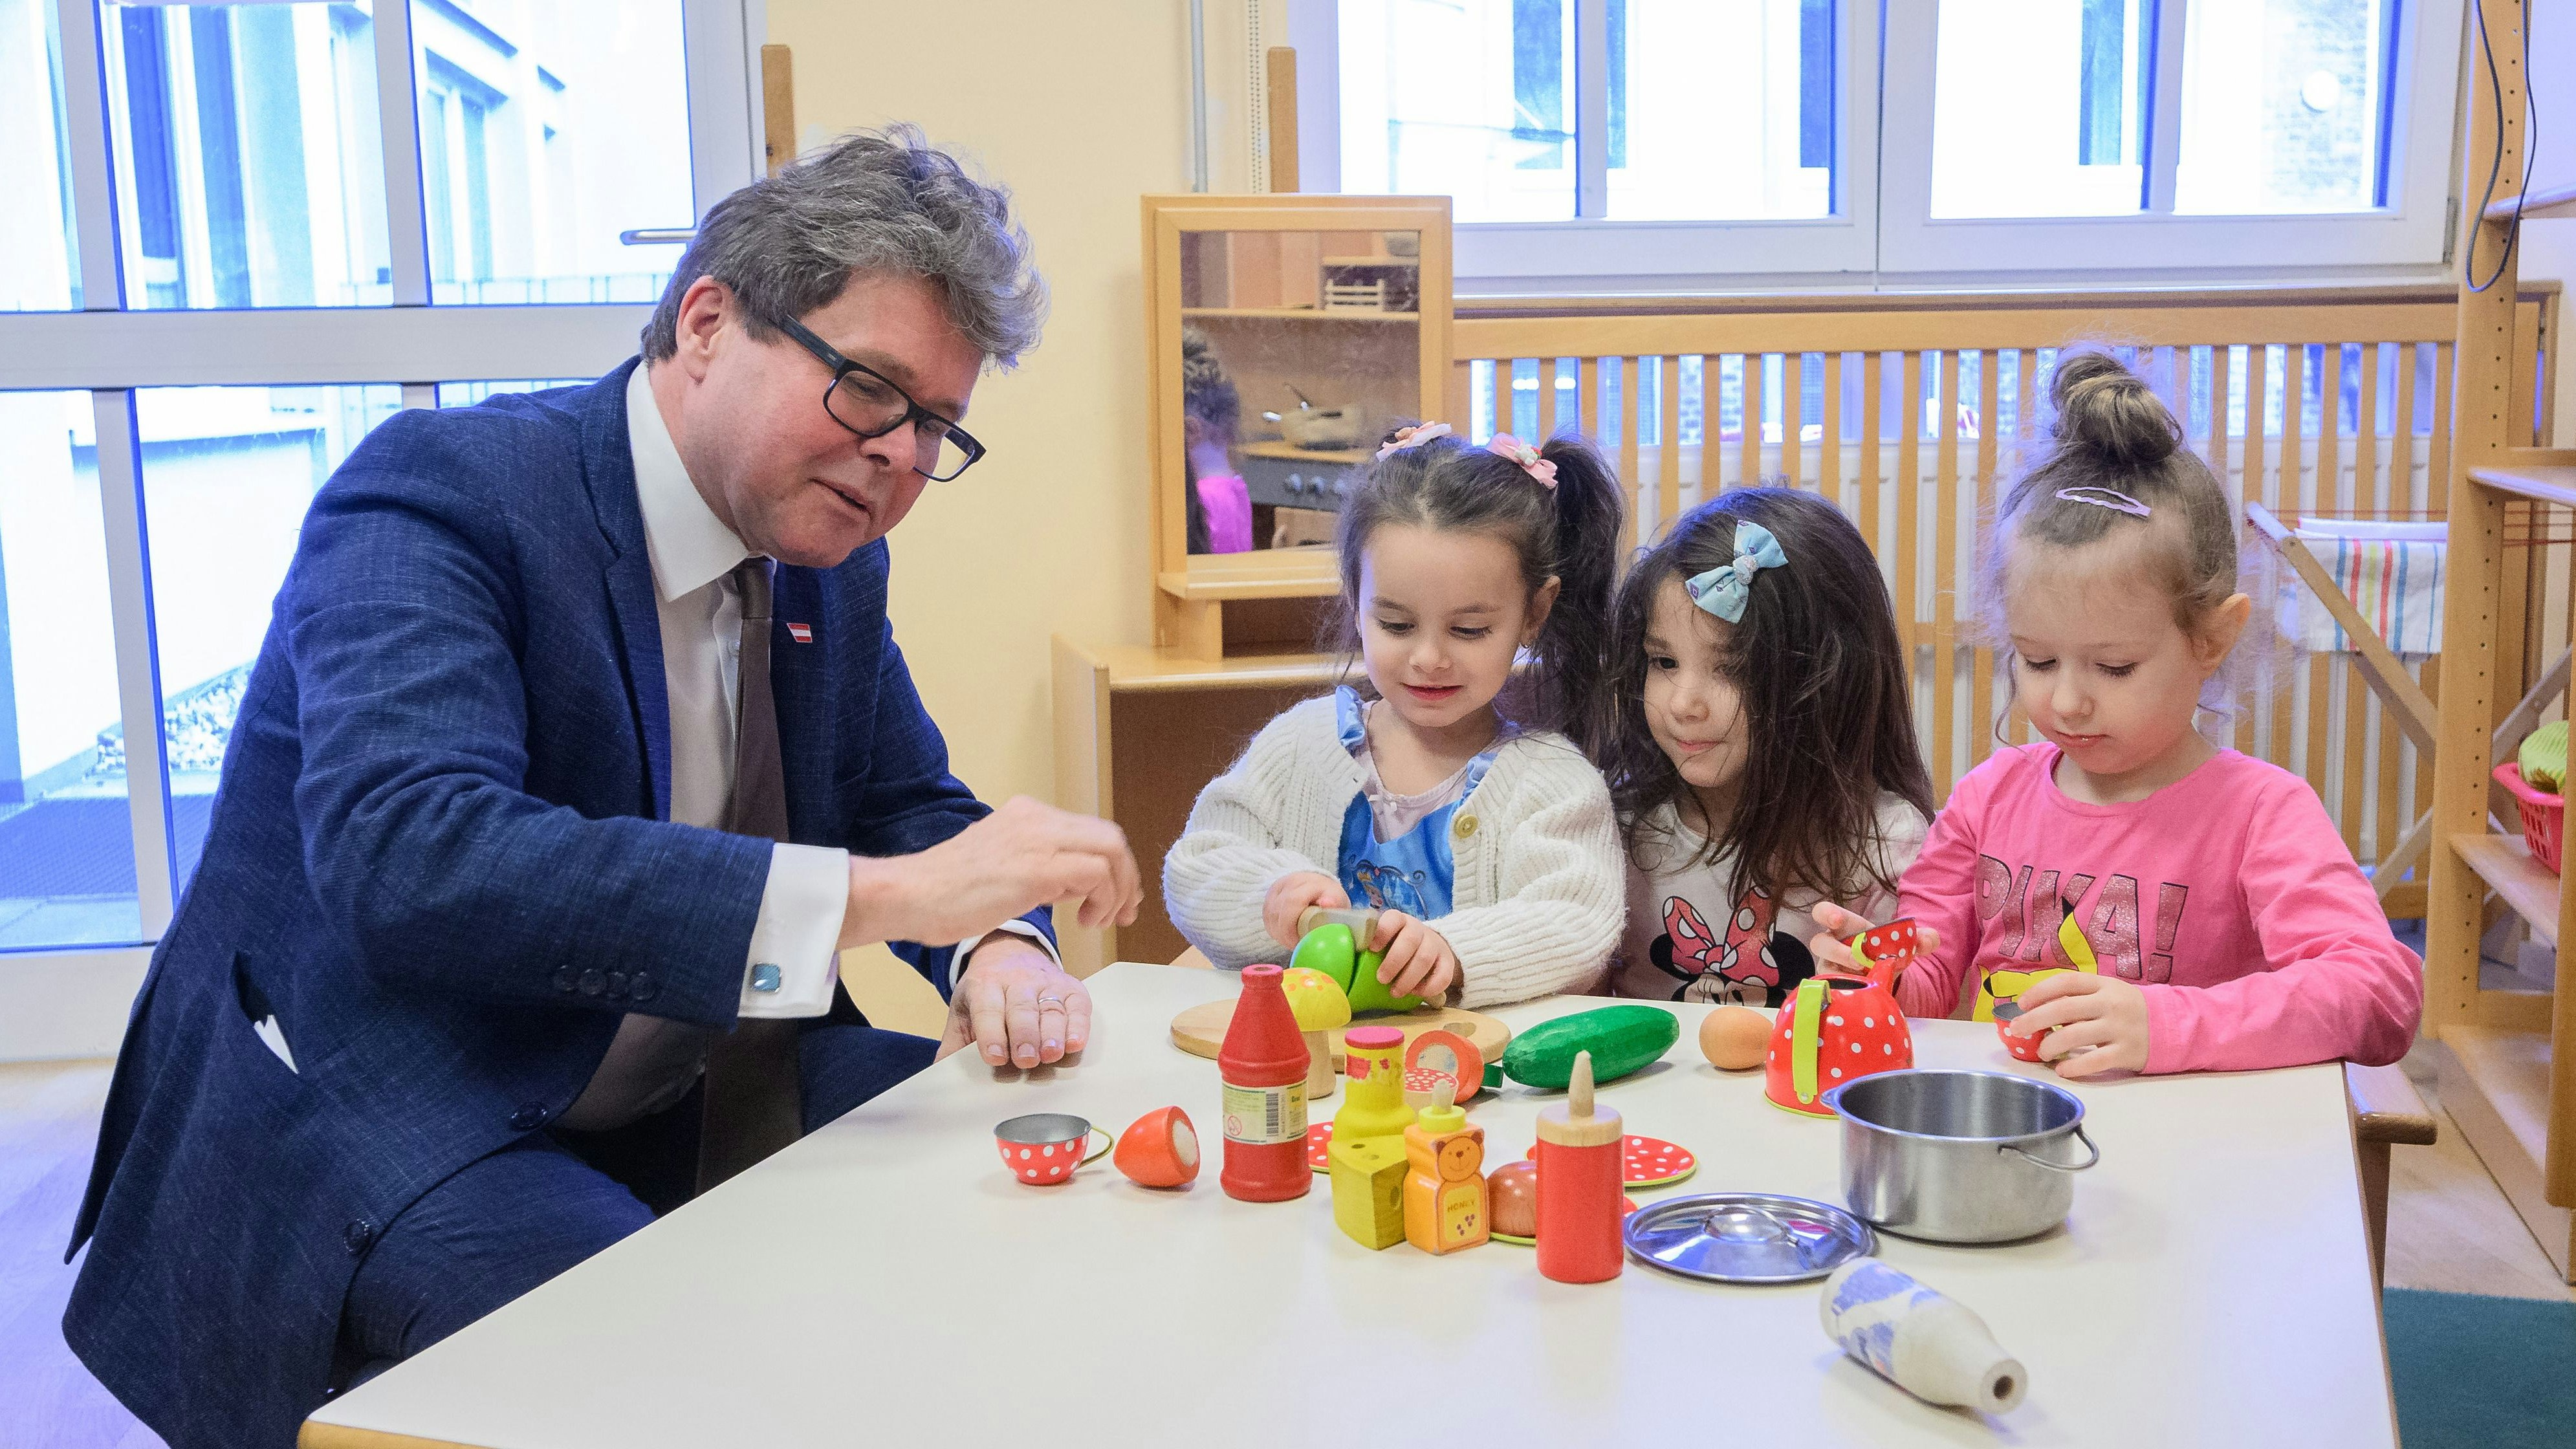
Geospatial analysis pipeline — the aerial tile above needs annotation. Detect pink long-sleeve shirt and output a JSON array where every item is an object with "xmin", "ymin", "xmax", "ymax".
[{"xmin": 1895, "ymin": 743, "xmax": 2421, "ymax": 1073}]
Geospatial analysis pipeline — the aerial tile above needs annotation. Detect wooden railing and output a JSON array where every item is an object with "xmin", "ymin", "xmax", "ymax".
[{"xmin": 1449, "ymin": 285, "xmax": 2559, "ymax": 906}]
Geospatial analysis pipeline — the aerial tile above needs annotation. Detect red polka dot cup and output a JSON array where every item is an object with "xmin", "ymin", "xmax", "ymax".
[
  {"xmin": 1994, "ymin": 1001, "xmax": 2047, "ymax": 1063},
  {"xmin": 995, "ymin": 1113, "xmax": 1094, "ymax": 1186}
]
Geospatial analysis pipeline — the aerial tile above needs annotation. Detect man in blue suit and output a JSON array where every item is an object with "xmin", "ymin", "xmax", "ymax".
[{"xmin": 61, "ymin": 126, "xmax": 1140, "ymax": 1449}]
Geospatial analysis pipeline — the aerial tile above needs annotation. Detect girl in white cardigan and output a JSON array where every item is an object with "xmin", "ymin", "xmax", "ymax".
[{"xmin": 1164, "ymin": 424, "xmax": 1628, "ymax": 1008}]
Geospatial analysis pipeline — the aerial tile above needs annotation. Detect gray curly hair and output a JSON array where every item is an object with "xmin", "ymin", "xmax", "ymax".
[{"xmin": 642, "ymin": 124, "xmax": 1047, "ymax": 367}]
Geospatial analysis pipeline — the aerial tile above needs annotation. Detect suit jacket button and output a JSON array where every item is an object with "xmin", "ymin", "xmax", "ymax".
[
  {"xmin": 606, "ymin": 971, "xmax": 628, "ymax": 999},
  {"xmin": 630, "ymin": 972, "xmax": 657, "ymax": 1002},
  {"xmin": 344, "ymin": 1219, "xmax": 376, "ymax": 1254},
  {"xmin": 508, "ymin": 1103, "xmax": 549, "ymax": 1131},
  {"xmin": 578, "ymin": 968, "xmax": 606, "ymax": 996},
  {"xmin": 552, "ymin": 966, "xmax": 576, "ymax": 993}
]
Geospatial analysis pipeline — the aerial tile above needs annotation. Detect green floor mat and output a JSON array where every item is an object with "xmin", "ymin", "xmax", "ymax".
[{"xmin": 2385, "ymin": 1287, "xmax": 2576, "ymax": 1449}]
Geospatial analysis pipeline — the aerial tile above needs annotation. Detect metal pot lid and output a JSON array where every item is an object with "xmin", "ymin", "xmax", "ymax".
[{"xmin": 1623, "ymin": 1192, "xmax": 1877, "ymax": 1285}]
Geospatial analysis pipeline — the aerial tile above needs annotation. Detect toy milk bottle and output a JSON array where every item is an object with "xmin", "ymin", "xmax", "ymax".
[
  {"xmin": 1534, "ymin": 1050, "xmax": 1624, "ymax": 1283},
  {"xmin": 1219, "ymin": 964, "xmax": 1311, "ymax": 1202},
  {"xmin": 1331, "ymin": 1025, "xmax": 1416, "ymax": 1147},
  {"xmin": 1402, "ymin": 1081, "xmax": 1487, "ymax": 1254}
]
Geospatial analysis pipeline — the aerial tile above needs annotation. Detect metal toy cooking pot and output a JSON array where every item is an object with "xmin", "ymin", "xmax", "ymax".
[{"xmin": 1824, "ymin": 1069, "xmax": 2100, "ymax": 1243}]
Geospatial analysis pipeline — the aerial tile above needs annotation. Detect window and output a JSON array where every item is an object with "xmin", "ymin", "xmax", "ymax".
[
  {"xmin": 411, "ymin": 0, "xmax": 697, "ymax": 305},
  {"xmin": 101, "ymin": 1, "xmax": 393, "ymax": 309},
  {"xmin": 0, "ymin": 0, "xmax": 83, "ymax": 310},
  {"xmin": 137, "ymin": 385, "xmax": 404, "ymax": 877},
  {"xmin": 0, "ymin": 0, "xmax": 756, "ymax": 1052},
  {"xmin": 0, "ymin": 392, "xmax": 143, "ymax": 949},
  {"xmin": 1301, "ymin": 0, "xmax": 2462, "ymax": 283}
]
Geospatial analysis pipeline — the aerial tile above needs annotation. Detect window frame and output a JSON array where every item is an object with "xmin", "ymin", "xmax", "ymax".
[
  {"xmin": 1876, "ymin": 0, "xmax": 2467, "ymax": 278},
  {"xmin": 0, "ymin": 0, "xmax": 761, "ymax": 1059},
  {"xmin": 1292, "ymin": 0, "xmax": 2466, "ymax": 289},
  {"xmin": 1294, "ymin": 0, "xmax": 1884, "ymax": 290}
]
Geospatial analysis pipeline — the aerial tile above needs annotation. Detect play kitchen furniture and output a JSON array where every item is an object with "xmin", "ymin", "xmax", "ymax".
[{"xmin": 303, "ymin": 967, "xmax": 2396, "ymax": 1449}]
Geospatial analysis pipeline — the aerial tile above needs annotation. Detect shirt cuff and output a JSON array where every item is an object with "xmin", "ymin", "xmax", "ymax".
[
  {"xmin": 948, "ymin": 918, "xmax": 1059, "ymax": 992},
  {"xmin": 737, "ymin": 843, "xmax": 850, "ymax": 1019}
]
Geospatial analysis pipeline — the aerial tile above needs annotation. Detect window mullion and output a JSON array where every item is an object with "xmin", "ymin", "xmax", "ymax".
[
  {"xmin": 374, "ymin": 0, "xmax": 431, "ymax": 307},
  {"xmin": 60, "ymin": 0, "xmax": 126, "ymax": 309},
  {"xmin": 91, "ymin": 390, "xmax": 177, "ymax": 937},
  {"xmin": 1575, "ymin": 0, "xmax": 1609, "ymax": 219},
  {"xmin": 2144, "ymin": 0, "xmax": 2187, "ymax": 214}
]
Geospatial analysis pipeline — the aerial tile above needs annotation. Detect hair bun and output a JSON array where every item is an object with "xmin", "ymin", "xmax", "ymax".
[{"xmin": 2048, "ymin": 349, "xmax": 2179, "ymax": 470}]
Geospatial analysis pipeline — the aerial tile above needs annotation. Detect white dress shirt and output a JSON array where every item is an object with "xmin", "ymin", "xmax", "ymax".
[{"xmin": 625, "ymin": 365, "xmax": 1053, "ymax": 1013}]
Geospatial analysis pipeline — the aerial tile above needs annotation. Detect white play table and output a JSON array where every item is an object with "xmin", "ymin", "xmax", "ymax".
[{"xmin": 302, "ymin": 963, "xmax": 2394, "ymax": 1448}]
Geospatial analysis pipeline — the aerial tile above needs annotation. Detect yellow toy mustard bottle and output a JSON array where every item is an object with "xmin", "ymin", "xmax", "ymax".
[
  {"xmin": 1402, "ymin": 1082, "xmax": 1487, "ymax": 1254},
  {"xmin": 1332, "ymin": 1025, "xmax": 1416, "ymax": 1148}
]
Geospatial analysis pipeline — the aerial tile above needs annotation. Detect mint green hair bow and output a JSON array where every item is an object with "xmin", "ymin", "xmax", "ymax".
[{"xmin": 1683, "ymin": 521, "xmax": 1787, "ymax": 624}]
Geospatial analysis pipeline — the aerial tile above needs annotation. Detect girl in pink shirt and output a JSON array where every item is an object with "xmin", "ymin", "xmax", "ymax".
[{"xmin": 1815, "ymin": 350, "xmax": 2420, "ymax": 1075}]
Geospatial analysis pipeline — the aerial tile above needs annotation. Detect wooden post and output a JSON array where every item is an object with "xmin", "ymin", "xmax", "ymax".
[
  {"xmin": 760, "ymin": 44, "xmax": 795, "ymax": 177},
  {"xmin": 2426, "ymin": 0, "xmax": 2530, "ymax": 1036},
  {"xmin": 1265, "ymin": 47, "xmax": 1299, "ymax": 193}
]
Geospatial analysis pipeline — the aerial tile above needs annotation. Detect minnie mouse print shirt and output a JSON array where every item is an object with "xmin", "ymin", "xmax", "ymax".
[{"xmin": 1608, "ymin": 796, "xmax": 1927, "ymax": 1007}]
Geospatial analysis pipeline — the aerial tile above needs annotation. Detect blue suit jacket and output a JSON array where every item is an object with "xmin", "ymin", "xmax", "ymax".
[{"xmin": 62, "ymin": 362, "xmax": 1042, "ymax": 1449}]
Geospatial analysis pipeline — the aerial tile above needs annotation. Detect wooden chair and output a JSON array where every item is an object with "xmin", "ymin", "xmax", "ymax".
[{"xmin": 2348, "ymin": 1060, "xmax": 2439, "ymax": 1289}]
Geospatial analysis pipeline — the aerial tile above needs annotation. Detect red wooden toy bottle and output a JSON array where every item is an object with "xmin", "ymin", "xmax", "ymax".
[
  {"xmin": 1219, "ymin": 964, "xmax": 1312, "ymax": 1201},
  {"xmin": 1534, "ymin": 1050, "xmax": 1624, "ymax": 1283}
]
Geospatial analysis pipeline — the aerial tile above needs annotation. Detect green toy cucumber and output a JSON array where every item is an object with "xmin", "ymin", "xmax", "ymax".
[
  {"xmin": 1288, "ymin": 923, "xmax": 1422, "ymax": 1014},
  {"xmin": 1502, "ymin": 1005, "xmax": 1681, "ymax": 1089}
]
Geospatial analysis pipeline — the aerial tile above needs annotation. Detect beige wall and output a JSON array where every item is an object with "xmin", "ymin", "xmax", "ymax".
[{"xmin": 765, "ymin": 3, "xmax": 1204, "ymax": 1022}]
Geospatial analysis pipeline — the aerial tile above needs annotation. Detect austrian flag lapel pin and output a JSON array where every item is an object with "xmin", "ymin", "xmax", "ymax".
[{"xmin": 785, "ymin": 622, "xmax": 814, "ymax": 644}]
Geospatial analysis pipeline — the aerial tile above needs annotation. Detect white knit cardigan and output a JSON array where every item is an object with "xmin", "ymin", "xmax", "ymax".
[{"xmin": 1162, "ymin": 692, "xmax": 1625, "ymax": 1008}]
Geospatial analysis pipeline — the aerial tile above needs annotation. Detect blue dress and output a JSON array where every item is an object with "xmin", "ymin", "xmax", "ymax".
[{"xmin": 1333, "ymin": 688, "xmax": 1505, "ymax": 921}]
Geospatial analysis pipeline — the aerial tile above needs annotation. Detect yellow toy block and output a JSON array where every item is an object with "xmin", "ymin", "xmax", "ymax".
[{"xmin": 1329, "ymin": 1135, "xmax": 1408, "ymax": 1250}]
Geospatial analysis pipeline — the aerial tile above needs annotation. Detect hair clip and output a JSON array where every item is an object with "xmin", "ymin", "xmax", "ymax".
[
  {"xmin": 1683, "ymin": 521, "xmax": 1787, "ymax": 624},
  {"xmin": 1375, "ymin": 421, "xmax": 1454, "ymax": 459},
  {"xmin": 2055, "ymin": 486, "xmax": 2150, "ymax": 518},
  {"xmin": 1484, "ymin": 432, "xmax": 1559, "ymax": 489}
]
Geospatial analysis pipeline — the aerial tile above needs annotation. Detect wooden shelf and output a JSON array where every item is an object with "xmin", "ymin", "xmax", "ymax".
[
  {"xmin": 1238, "ymin": 439, "xmax": 1371, "ymax": 464},
  {"xmin": 2438, "ymin": 1023, "xmax": 2576, "ymax": 1279},
  {"xmin": 1088, "ymin": 644, "xmax": 1348, "ymax": 694},
  {"xmin": 2453, "ymin": 832, "xmax": 2562, "ymax": 948},
  {"xmin": 1155, "ymin": 558, "xmax": 1342, "ymax": 602},
  {"xmin": 2469, "ymin": 463, "xmax": 2576, "ymax": 508},
  {"xmin": 1179, "ymin": 307, "xmax": 1420, "ymax": 322},
  {"xmin": 2487, "ymin": 182, "xmax": 2576, "ymax": 222}
]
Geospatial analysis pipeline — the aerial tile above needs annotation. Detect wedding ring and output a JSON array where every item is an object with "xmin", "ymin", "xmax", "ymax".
[{"xmin": 1037, "ymin": 996, "xmax": 1066, "ymax": 1010}]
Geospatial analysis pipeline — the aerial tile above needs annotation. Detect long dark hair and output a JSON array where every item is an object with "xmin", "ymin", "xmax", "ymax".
[
  {"xmin": 1595, "ymin": 488, "xmax": 1932, "ymax": 902},
  {"xmin": 1329, "ymin": 429, "xmax": 1626, "ymax": 739}
]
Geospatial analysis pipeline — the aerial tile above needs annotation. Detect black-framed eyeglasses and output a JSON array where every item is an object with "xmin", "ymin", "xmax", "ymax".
[{"xmin": 774, "ymin": 315, "xmax": 986, "ymax": 482}]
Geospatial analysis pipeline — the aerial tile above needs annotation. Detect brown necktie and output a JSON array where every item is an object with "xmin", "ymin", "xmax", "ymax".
[{"xmin": 697, "ymin": 559, "xmax": 805, "ymax": 1192}]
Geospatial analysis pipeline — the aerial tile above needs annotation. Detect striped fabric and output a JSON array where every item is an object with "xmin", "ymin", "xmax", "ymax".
[{"xmin": 2278, "ymin": 520, "xmax": 2446, "ymax": 657}]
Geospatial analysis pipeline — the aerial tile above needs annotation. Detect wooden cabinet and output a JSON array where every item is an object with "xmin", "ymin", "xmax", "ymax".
[{"xmin": 1141, "ymin": 194, "xmax": 1452, "ymax": 660}]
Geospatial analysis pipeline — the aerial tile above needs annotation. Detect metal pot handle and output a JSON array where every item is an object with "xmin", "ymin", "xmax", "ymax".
[{"xmin": 1999, "ymin": 1122, "xmax": 2099, "ymax": 1173}]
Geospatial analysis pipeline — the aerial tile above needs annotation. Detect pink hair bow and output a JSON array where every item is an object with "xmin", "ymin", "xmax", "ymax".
[
  {"xmin": 1486, "ymin": 432, "xmax": 1558, "ymax": 488},
  {"xmin": 1375, "ymin": 421, "xmax": 1454, "ymax": 459}
]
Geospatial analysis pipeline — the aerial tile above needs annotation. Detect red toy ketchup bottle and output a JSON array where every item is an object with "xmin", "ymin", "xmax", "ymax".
[
  {"xmin": 1219, "ymin": 964, "xmax": 1312, "ymax": 1201},
  {"xmin": 1534, "ymin": 1050, "xmax": 1624, "ymax": 1283}
]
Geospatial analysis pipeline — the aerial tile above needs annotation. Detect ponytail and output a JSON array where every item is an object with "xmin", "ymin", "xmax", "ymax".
[{"xmin": 1529, "ymin": 435, "xmax": 1625, "ymax": 745}]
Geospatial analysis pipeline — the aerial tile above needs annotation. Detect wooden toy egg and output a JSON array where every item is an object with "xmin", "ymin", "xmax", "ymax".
[
  {"xmin": 1488, "ymin": 1159, "xmax": 1540, "ymax": 1238},
  {"xmin": 1700, "ymin": 1005, "xmax": 1772, "ymax": 1071}
]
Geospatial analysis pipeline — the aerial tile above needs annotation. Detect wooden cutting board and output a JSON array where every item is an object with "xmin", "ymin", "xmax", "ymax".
[{"xmin": 1169, "ymin": 996, "xmax": 1512, "ymax": 1071}]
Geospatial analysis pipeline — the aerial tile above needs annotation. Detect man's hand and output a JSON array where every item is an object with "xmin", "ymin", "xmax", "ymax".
[
  {"xmin": 2009, "ymin": 972, "xmax": 2149, "ymax": 1078},
  {"xmin": 939, "ymin": 935, "xmax": 1091, "ymax": 1069},
  {"xmin": 1367, "ymin": 911, "xmax": 1460, "ymax": 1002},
  {"xmin": 844, "ymin": 796, "xmax": 1139, "ymax": 950},
  {"xmin": 1263, "ymin": 871, "xmax": 1349, "ymax": 952}
]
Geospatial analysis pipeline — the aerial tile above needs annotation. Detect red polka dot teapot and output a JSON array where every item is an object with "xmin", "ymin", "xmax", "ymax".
[{"xmin": 1764, "ymin": 971, "xmax": 1912, "ymax": 1117}]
